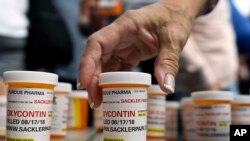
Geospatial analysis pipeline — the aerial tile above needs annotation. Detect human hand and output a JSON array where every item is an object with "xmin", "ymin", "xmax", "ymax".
[{"xmin": 78, "ymin": 0, "xmax": 210, "ymax": 108}]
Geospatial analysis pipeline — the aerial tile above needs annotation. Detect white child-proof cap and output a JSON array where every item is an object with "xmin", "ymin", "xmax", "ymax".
[
  {"xmin": 191, "ymin": 91, "xmax": 234, "ymax": 101},
  {"xmin": 166, "ymin": 101, "xmax": 179, "ymax": 108},
  {"xmin": 99, "ymin": 72, "xmax": 151, "ymax": 86},
  {"xmin": 69, "ymin": 90, "xmax": 88, "ymax": 99},
  {"xmin": 180, "ymin": 97, "xmax": 193, "ymax": 106},
  {"xmin": 233, "ymin": 95, "xmax": 250, "ymax": 104},
  {"xmin": 3, "ymin": 71, "xmax": 58, "ymax": 85},
  {"xmin": 54, "ymin": 82, "xmax": 72, "ymax": 93},
  {"xmin": 148, "ymin": 85, "xmax": 166, "ymax": 95}
]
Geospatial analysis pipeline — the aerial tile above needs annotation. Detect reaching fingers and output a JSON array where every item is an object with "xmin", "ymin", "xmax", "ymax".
[
  {"xmin": 78, "ymin": 11, "xmax": 141, "ymax": 107},
  {"xmin": 154, "ymin": 24, "xmax": 189, "ymax": 94},
  {"xmin": 87, "ymin": 63, "xmax": 102, "ymax": 108}
]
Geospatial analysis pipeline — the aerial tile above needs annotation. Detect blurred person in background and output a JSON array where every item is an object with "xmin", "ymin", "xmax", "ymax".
[
  {"xmin": 26, "ymin": 0, "xmax": 93, "ymax": 126},
  {"xmin": 229, "ymin": 0, "xmax": 250, "ymax": 94},
  {"xmin": 175, "ymin": 0, "xmax": 239, "ymax": 97},
  {"xmin": 0, "ymin": 0, "xmax": 29, "ymax": 95},
  {"xmin": 53, "ymin": 0, "xmax": 87, "ymax": 85},
  {"xmin": 26, "ymin": 0, "xmax": 87, "ymax": 87}
]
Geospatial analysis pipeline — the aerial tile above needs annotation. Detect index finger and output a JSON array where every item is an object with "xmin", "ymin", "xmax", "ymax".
[
  {"xmin": 78, "ymin": 12, "xmax": 138, "ymax": 89},
  {"xmin": 78, "ymin": 24, "xmax": 123, "ymax": 108}
]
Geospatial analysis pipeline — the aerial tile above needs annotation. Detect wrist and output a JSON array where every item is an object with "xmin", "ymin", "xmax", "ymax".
[{"xmin": 159, "ymin": 0, "xmax": 215, "ymax": 20}]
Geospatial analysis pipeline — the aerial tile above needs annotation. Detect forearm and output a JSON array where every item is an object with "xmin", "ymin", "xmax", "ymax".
[{"xmin": 160, "ymin": 0, "xmax": 216, "ymax": 20}]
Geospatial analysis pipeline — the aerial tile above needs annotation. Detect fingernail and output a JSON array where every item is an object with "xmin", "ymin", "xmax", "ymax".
[
  {"xmin": 164, "ymin": 73, "xmax": 175, "ymax": 94},
  {"xmin": 77, "ymin": 79, "xmax": 85, "ymax": 90},
  {"xmin": 88, "ymin": 97, "xmax": 95, "ymax": 109}
]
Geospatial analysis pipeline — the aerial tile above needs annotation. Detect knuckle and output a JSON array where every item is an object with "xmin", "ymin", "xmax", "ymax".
[
  {"xmin": 87, "ymin": 32, "xmax": 99, "ymax": 43},
  {"xmin": 166, "ymin": 23, "xmax": 190, "ymax": 47},
  {"xmin": 157, "ymin": 54, "xmax": 179, "ymax": 75},
  {"xmin": 123, "ymin": 10, "xmax": 138, "ymax": 19}
]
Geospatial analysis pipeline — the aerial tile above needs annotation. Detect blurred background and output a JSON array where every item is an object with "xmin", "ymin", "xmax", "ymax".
[{"xmin": 0, "ymin": 0, "xmax": 250, "ymax": 128}]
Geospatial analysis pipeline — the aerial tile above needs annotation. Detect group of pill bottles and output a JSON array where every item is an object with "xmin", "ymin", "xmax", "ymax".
[
  {"xmin": 180, "ymin": 91, "xmax": 250, "ymax": 141},
  {"xmin": 98, "ymin": 71, "xmax": 250, "ymax": 141},
  {"xmin": 98, "ymin": 72, "xmax": 182, "ymax": 141},
  {"xmin": 1, "ymin": 71, "xmax": 89, "ymax": 141},
  {"xmin": 3, "ymin": 70, "xmax": 250, "ymax": 141}
]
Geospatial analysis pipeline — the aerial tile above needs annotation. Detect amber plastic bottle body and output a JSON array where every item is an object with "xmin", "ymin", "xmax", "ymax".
[
  {"xmin": 51, "ymin": 91, "xmax": 70, "ymax": 140},
  {"xmin": 194, "ymin": 100, "xmax": 231, "ymax": 141},
  {"xmin": 97, "ymin": 0, "xmax": 123, "ymax": 16},
  {"xmin": 100, "ymin": 84, "xmax": 149, "ymax": 141},
  {"xmin": 6, "ymin": 82, "xmax": 55, "ymax": 140},
  {"xmin": 147, "ymin": 93, "xmax": 166, "ymax": 140},
  {"xmin": 67, "ymin": 96, "xmax": 89, "ymax": 131}
]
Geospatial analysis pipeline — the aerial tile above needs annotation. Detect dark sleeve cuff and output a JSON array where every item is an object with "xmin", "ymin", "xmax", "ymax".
[{"xmin": 202, "ymin": 0, "xmax": 219, "ymax": 15}]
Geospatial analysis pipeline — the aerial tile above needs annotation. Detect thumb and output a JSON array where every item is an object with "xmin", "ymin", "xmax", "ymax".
[{"xmin": 154, "ymin": 26, "xmax": 187, "ymax": 94}]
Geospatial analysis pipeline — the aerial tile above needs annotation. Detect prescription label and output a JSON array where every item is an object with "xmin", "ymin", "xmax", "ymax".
[
  {"xmin": 195, "ymin": 104, "xmax": 231, "ymax": 141},
  {"xmin": 103, "ymin": 88, "xmax": 147, "ymax": 141},
  {"xmin": 165, "ymin": 107, "xmax": 178, "ymax": 140},
  {"xmin": 51, "ymin": 95, "xmax": 69, "ymax": 135},
  {"xmin": 182, "ymin": 106, "xmax": 196, "ymax": 141},
  {"xmin": 6, "ymin": 88, "xmax": 54, "ymax": 141},
  {"xmin": 103, "ymin": 137, "xmax": 125, "ymax": 141},
  {"xmin": 6, "ymin": 137, "xmax": 34, "ymax": 141},
  {"xmin": 147, "ymin": 96, "xmax": 165, "ymax": 137},
  {"xmin": 232, "ymin": 106, "xmax": 250, "ymax": 125}
]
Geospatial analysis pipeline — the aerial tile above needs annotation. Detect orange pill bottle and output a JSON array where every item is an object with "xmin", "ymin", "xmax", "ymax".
[
  {"xmin": 51, "ymin": 82, "xmax": 72, "ymax": 139},
  {"xmin": 165, "ymin": 101, "xmax": 179, "ymax": 141},
  {"xmin": 232, "ymin": 95, "xmax": 250, "ymax": 125},
  {"xmin": 147, "ymin": 85, "xmax": 166, "ymax": 140},
  {"xmin": 67, "ymin": 90, "xmax": 89, "ymax": 131},
  {"xmin": 97, "ymin": 0, "xmax": 123, "ymax": 17},
  {"xmin": 99, "ymin": 72, "xmax": 151, "ymax": 141},
  {"xmin": 3, "ymin": 71, "xmax": 58, "ymax": 141},
  {"xmin": 192, "ymin": 91, "xmax": 233, "ymax": 141},
  {"xmin": 180, "ymin": 97, "xmax": 196, "ymax": 141}
]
